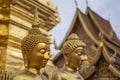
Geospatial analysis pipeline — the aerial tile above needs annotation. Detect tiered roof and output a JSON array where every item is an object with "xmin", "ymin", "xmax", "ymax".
[{"xmin": 52, "ymin": 7, "xmax": 120, "ymax": 78}]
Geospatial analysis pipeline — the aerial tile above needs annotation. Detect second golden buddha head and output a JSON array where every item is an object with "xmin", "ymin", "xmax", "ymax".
[
  {"xmin": 62, "ymin": 33, "xmax": 86, "ymax": 69},
  {"xmin": 62, "ymin": 33, "xmax": 86, "ymax": 55}
]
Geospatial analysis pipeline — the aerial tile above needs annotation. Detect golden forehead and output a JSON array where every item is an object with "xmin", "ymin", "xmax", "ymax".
[{"xmin": 35, "ymin": 43, "xmax": 50, "ymax": 49}]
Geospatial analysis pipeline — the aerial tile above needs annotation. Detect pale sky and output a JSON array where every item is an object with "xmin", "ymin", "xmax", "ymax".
[{"xmin": 50, "ymin": 0, "xmax": 120, "ymax": 56}]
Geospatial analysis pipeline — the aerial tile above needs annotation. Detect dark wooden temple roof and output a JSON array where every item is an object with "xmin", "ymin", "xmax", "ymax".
[
  {"xmin": 80, "ymin": 9, "xmax": 99, "ymax": 44},
  {"xmin": 58, "ymin": 7, "xmax": 120, "ymax": 50},
  {"xmin": 87, "ymin": 7, "xmax": 120, "ymax": 46},
  {"xmin": 58, "ymin": 8, "xmax": 99, "ymax": 49}
]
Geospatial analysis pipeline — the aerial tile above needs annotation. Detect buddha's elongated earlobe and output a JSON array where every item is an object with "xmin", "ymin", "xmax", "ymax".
[
  {"xmin": 23, "ymin": 54, "xmax": 28, "ymax": 68},
  {"xmin": 64, "ymin": 56, "xmax": 69, "ymax": 66},
  {"xmin": 65, "ymin": 61, "xmax": 69, "ymax": 66}
]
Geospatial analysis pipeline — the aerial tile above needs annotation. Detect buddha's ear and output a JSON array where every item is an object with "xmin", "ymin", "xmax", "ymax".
[
  {"xmin": 65, "ymin": 57, "xmax": 71, "ymax": 66},
  {"xmin": 64, "ymin": 54, "xmax": 70, "ymax": 66},
  {"xmin": 23, "ymin": 53, "xmax": 28, "ymax": 68}
]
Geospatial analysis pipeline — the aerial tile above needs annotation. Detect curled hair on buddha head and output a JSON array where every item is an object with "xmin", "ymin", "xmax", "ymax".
[
  {"xmin": 21, "ymin": 27, "xmax": 50, "ymax": 67},
  {"xmin": 21, "ymin": 27, "xmax": 50, "ymax": 55},
  {"xmin": 21, "ymin": 8, "xmax": 50, "ymax": 55},
  {"xmin": 21, "ymin": 8, "xmax": 51, "ymax": 67},
  {"xmin": 62, "ymin": 33, "xmax": 86, "ymax": 55}
]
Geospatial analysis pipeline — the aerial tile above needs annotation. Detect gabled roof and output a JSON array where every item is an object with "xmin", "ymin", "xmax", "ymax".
[
  {"xmin": 87, "ymin": 7, "xmax": 113, "ymax": 36},
  {"xmin": 87, "ymin": 7, "xmax": 120, "ymax": 47},
  {"xmin": 58, "ymin": 8, "xmax": 99, "ymax": 49},
  {"xmin": 58, "ymin": 8, "xmax": 78, "ymax": 49},
  {"xmin": 78, "ymin": 8, "xmax": 99, "ymax": 44},
  {"xmin": 58, "ymin": 7, "xmax": 120, "ymax": 50}
]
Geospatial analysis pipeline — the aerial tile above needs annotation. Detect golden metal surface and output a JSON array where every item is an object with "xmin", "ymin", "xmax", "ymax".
[
  {"xmin": 0, "ymin": 0, "xmax": 10, "ymax": 72},
  {"xmin": 32, "ymin": 8, "xmax": 40, "ymax": 27},
  {"xmin": 52, "ymin": 33, "xmax": 87, "ymax": 80},
  {"xmin": 0, "ymin": 0, "xmax": 59, "ymax": 79},
  {"xmin": 10, "ymin": 8, "xmax": 51, "ymax": 80},
  {"xmin": 11, "ymin": 0, "xmax": 60, "ymax": 31},
  {"xmin": 0, "ymin": 47, "xmax": 7, "ymax": 70}
]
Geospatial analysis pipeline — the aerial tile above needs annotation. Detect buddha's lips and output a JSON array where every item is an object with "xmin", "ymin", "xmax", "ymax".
[{"xmin": 42, "ymin": 59, "xmax": 47, "ymax": 64}]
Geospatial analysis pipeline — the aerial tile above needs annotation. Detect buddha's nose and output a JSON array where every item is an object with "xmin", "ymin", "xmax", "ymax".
[
  {"xmin": 44, "ymin": 52, "xmax": 50, "ymax": 60},
  {"xmin": 80, "ymin": 54, "xmax": 88, "ymax": 60}
]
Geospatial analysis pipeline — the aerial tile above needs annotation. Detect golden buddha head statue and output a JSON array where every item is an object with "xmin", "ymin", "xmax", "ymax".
[
  {"xmin": 62, "ymin": 33, "xmax": 86, "ymax": 69},
  {"xmin": 21, "ymin": 27, "xmax": 50, "ymax": 68},
  {"xmin": 21, "ymin": 8, "xmax": 50, "ymax": 69}
]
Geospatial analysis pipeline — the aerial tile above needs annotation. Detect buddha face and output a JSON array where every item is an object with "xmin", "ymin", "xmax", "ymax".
[
  {"xmin": 28, "ymin": 43, "xmax": 50, "ymax": 69},
  {"xmin": 67, "ymin": 46, "xmax": 86, "ymax": 69}
]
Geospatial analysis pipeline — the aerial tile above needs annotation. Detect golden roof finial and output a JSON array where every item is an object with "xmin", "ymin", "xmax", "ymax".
[
  {"xmin": 53, "ymin": 39, "xmax": 59, "ymax": 50},
  {"xmin": 32, "ymin": 7, "xmax": 40, "ymax": 28},
  {"xmin": 74, "ymin": 0, "xmax": 78, "ymax": 8},
  {"xmin": 85, "ymin": 0, "xmax": 88, "ymax": 7},
  {"xmin": 108, "ymin": 13, "xmax": 111, "ymax": 21}
]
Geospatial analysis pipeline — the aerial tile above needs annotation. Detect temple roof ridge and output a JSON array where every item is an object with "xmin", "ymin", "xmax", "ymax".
[
  {"xmin": 86, "ymin": 7, "xmax": 120, "ymax": 45},
  {"xmin": 58, "ymin": 8, "xmax": 83, "ymax": 49}
]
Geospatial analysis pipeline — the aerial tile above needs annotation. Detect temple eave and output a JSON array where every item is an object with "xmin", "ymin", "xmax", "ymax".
[{"xmin": 109, "ymin": 64, "xmax": 120, "ymax": 78}]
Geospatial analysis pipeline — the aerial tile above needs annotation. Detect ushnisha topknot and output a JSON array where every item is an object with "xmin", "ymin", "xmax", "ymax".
[
  {"xmin": 21, "ymin": 27, "xmax": 50, "ymax": 55},
  {"xmin": 21, "ymin": 8, "xmax": 50, "ymax": 55},
  {"xmin": 62, "ymin": 33, "xmax": 86, "ymax": 54}
]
